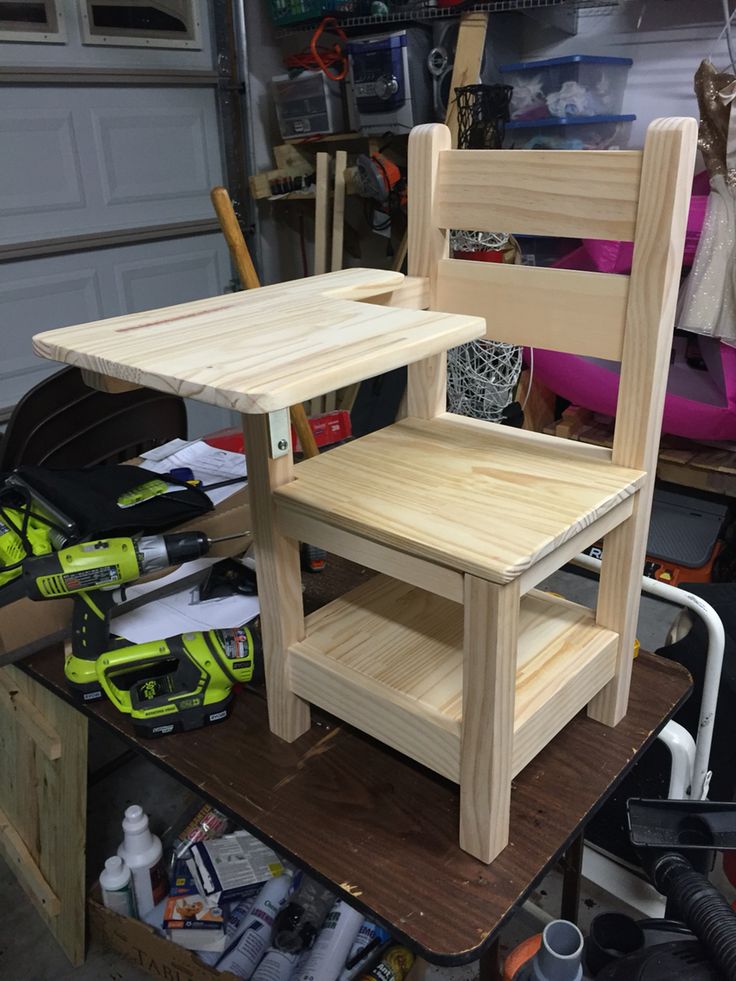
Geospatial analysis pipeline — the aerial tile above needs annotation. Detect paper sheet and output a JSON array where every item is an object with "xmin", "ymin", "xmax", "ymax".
[
  {"xmin": 140, "ymin": 439, "xmax": 247, "ymax": 505},
  {"xmin": 111, "ymin": 557, "xmax": 259, "ymax": 643}
]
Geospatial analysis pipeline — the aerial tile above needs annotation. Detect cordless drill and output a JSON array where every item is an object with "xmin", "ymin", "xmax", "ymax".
[{"xmin": 16, "ymin": 530, "xmax": 243, "ymax": 700}]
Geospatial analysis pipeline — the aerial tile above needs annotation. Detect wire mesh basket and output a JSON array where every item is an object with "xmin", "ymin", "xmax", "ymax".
[{"xmin": 455, "ymin": 83, "xmax": 513, "ymax": 149}]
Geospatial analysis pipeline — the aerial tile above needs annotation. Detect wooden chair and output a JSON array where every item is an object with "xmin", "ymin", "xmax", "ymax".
[
  {"xmin": 30, "ymin": 118, "xmax": 696, "ymax": 865},
  {"xmin": 268, "ymin": 118, "xmax": 697, "ymax": 862}
]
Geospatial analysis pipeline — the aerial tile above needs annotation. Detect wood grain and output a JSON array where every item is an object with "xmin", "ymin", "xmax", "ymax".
[
  {"xmin": 242, "ymin": 413, "xmax": 310, "ymax": 742},
  {"xmin": 460, "ymin": 577, "xmax": 518, "ymax": 862},
  {"xmin": 407, "ymin": 124, "xmax": 452, "ymax": 418},
  {"xmin": 289, "ymin": 574, "xmax": 616, "ymax": 790},
  {"xmin": 314, "ymin": 153, "xmax": 330, "ymax": 276},
  {"xmin": 444, "ymin": 12, "xmax": 489, "ymax": 147},
  {"xmin": 277, "ymin": 414, "xmax": 644, "ymax": 583},
  {"xmin": 0, "ymin": 665, "xmax": 86, "ymax": 965},
  {"xmin": 331, "ymin": 150, "xmax": 347, "ymax": 272},
  {"xmin": 590, "ymin": 117, "xmax": 698, "ymax": 726},
  {"xmin": 22, "ymin": 616, "xmax": 691, "ymax": 963},
  {"xmin": 33, "ymin": 268, "xmax": 484, "ymax": 415},
  {"xmin": 434, "ymin": 259, "xmax": 629, "ymax": 360},
  {"xmin": 434, "ymin": 148, "xmax": 642, "ymax": 241}
]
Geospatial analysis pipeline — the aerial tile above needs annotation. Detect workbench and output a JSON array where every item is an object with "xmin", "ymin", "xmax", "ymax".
[{"xmin": 14, "ymin": 556, "xmax": 691, "ymax": 976}]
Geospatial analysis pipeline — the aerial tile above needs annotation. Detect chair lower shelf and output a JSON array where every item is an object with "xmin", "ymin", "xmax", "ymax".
[{"xmin": 289, "ymin": 575, "xmax": 618, "ymax": 782}]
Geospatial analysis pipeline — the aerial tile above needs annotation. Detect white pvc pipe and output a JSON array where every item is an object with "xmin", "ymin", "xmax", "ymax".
[
  {"xmin": 657, "ymin": 720, "xmax": 697, "ymax": 799},
  {"xmin": 571, "ymin": 553, "xmax": 725, "ymax": 800}
]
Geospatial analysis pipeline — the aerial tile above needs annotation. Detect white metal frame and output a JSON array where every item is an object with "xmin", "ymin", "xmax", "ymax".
[
  {"xmin": 78, "ymin": 0, "xmax": 201, "ymax": 49},
  {"xmin": 573, "ymin": 552, "xmax": 724, "ymax": 801},
  {"xmin": 0, "ymin": 0, "xmax": 66, "ymax": 43}
]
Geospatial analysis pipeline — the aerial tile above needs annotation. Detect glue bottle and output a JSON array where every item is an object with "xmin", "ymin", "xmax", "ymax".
[
  {"xmin": 117, "ymin": 804, "xmax": 168, "ymax": 917},
  {"xmin": 338, "ymin": 919, "xmax": 391, "ymax": 980},
  {"xmin": 297, "ymin": 899, "xmax": 364, "ymax": 981},
  {"xmin": 99, "ymin": 855, "xmax": 137, "ymax": 918},
  {"xmin": 217, "ymin": 873, "xmax": 292, "ymax": 978}
]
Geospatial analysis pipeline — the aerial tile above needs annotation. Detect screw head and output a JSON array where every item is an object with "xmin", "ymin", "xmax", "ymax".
[{"xmin": 277, "ymin": 438, "xmax": 288, "ymax": 451}]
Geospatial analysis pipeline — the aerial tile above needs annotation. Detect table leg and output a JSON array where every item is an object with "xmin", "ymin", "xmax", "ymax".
[
  {"xmin": 242, "ymin": 413, "xmax": 310, "ymax": 742},
  {"xmin": 559, "ymin": 831, "xmax": 585, "ymax": 924},
  {"xmin": 478, "ymin": 939, "xmax": 502, "ymax": 981}
]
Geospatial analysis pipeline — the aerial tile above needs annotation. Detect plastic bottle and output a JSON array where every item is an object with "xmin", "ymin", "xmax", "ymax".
[
  {"xmin": 116, "ymin": 804, "xmax": 168, "ymax": 917},
  {"xmin": 298, "ymin": 899, "xmax": 364, "ymax": 981},
  {"xmin": 197, "ymin": 896, "xmax": 257, "ymax": 967},
  {"xmin": 358, "ymin": 945, "xmax": 414, "ymax": 981},
  {"xmin": 338, "ymin": 920, "xmax": 391, "ymax": 981},
  {"xmin": 99, "ymin": 855, "xmax": 137, "ymax": 917},
  {"xmin": 252, "ymin": 876, "xmax": 334, "ymax": 981},
  {"xmin": 217, "ymin": 874, "xmax": 293, "ymax": 979}
]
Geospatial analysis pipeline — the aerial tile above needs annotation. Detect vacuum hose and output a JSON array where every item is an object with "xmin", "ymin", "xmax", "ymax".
[{"xmin": 652, "ymin": 852, "xmax": 736, "ymax": 981}]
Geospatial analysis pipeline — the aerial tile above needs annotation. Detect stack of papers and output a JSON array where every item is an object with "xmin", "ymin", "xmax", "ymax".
[{"xmin": 141, "ymin": 439, "xmax": 247, "ymax": 506}]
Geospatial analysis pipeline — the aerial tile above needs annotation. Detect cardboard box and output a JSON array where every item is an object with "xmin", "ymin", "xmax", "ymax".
[
  {"xmin": 88, "ymin": 889, "xmax": 240, "ymax": 981},
  {"xmin": 0, "ymin": 487, "xmax": 251, "ymax": 665}
]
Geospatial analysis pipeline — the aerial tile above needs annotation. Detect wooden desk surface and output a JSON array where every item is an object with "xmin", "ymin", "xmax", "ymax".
[
  {"xmin": 22, "ymin": 558, "xmax": 690, "ymax": 965},
  {"xmin": 31, "ymin": 269, "xmax": 483, "ymax": 415}
]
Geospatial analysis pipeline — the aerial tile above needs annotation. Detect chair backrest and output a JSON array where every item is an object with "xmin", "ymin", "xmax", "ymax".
[
  {"xmin": 407, "ymin": 119, "xmax": 697, "ymax": 474},
  {"xmin": 0, "ymin": 366, "xmax": 187, "ymax": 471}
]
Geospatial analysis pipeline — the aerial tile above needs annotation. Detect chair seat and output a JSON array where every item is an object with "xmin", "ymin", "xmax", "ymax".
[{"xmin": 274, "ymin": 413, "xmax": 646, "ymax": 583}]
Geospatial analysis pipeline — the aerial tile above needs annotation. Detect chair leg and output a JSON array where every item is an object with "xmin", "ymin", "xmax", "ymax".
[
  {"xmin": 242, "ymin": 413, "xmax": 310, "ymax": 742},
  {"xmin": 460, "ymin": 576, "xmax": 519, "ymax": 863},
  {"xmin": 588, "ymin": 501, "xmax": 646, "ymax": 727}
]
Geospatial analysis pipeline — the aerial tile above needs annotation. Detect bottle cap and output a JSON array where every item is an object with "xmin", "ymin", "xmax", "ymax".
[
  {"xmin": 123, "ymin": 804, "xmax": 148, "ymax": 834},
  {"xmin": 105, "ymin": 856, "xmax": 124, "ymax": 873}
]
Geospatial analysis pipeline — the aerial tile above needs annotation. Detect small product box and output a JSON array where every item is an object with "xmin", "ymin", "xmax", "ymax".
[
  {"xmin": 188, "ymin": 829, "xmax": 284, "ymax": 907},
  {"xmin": 500, "ymin": 54, "xmax": 633, "ymax": 121},
  {"xmin": 164, "ymin": 861, "xmax": 226, "ymax": 954}
]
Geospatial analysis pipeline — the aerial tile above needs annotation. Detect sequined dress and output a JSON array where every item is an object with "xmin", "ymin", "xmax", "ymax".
[{"xmin": 677, "ymin": 60, "xmax": 736, "ymax": 343}]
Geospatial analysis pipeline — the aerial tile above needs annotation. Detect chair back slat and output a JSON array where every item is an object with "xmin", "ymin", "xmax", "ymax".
[
  {"xmin": 434, "ymin": 259, "xmax": 629, "ymax": 361},
  {"xmin": 434, "ymin": 149, "xmax": 642, "ymax": 241}
]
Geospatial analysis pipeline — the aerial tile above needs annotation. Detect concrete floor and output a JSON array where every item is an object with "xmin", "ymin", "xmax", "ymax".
[{"xmin": 0, "ymin": 568, "xmax": 720, "ymax": 979}]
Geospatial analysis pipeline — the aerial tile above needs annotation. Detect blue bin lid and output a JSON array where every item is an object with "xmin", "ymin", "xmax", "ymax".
[
  {"xmin": 506, "ymin": 113, "xmax": 636, "ymax": 129},
  {"xmin": 500, "ymin": 54, "xmax": 633, "ymax": 72}
]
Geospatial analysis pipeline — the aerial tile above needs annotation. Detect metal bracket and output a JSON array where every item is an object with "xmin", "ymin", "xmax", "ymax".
[{"xmin": 268, "ymin": 409, "xmax": 291, "ymax": 459}]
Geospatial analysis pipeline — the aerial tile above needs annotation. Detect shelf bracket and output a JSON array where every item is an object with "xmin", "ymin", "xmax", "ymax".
[{"xmin": 268, "ymin": 409, "xmax": 291, "ymax": 459}]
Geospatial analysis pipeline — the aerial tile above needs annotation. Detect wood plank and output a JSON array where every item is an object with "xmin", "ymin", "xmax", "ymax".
[
  {"xmin": 331, "ymin": 150, "xmax": 347, "ymax": 272},
  {"xmin": 276, "ymin": 415, "xmax": 644, "ymax": 583},
  {"xmin": 434, "ymin": 259, "xmax": 629, "ymax": 361},
  {"xmin": 276, "ymin": 504, "xmax": 464, "ymax": 602},
  {"xmin": 0, "ymin": 671, "xmax": 61, "ymax": 760},
  {"xmin": 23, "ymin": 612, "xmax": 692, "ymax": 962},
  {"xmin": 0, "ymin": 665, "xmax": 86, "ymax": 965},
  {"xmin": 33, "ymin": 268, "xmax": 484, "ymax": 416},
  {"xmin": 434, "ymin": 148, "xmax": 642, "ymax": 241},
  {"xmin": 460, "ymin": 577, "xmax": 518, "ymax": 862},
  {"xmin": 242, "ymin": 413, "xmax": 310, "ymax": 741},
  {"xmin": 289, "ymin": 575, "xmax": 618, "ymax": 788},
  {"xmin": 0, "ymin": 806, "xmax": 61, "ymax": 917},
  {"xmin": 406, "ymin": 124, "xmax": 452, "ymax": 418},
  {"xmin": 444, "ymin": 12, "xmax": 489, "ymax": 147},
  {"xmin": 314, "ymin": 152, "xmax": 330, "ymax": 276},
  {"xmin": 591, "ymin": 117, "xmax": 698, "ymax": 726}
]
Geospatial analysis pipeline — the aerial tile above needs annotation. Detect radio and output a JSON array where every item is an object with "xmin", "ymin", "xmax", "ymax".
[{"xmin": 347, "ymin": 28, "xmax": 432, "ymax": 134}]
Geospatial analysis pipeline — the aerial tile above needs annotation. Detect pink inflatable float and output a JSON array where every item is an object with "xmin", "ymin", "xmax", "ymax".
[{"xmin": 529, "ymin": 172, "xmax": 736, "ymax": 441}]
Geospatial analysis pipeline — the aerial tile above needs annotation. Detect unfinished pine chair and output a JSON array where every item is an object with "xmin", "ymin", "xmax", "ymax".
[
  {"xmin": 31, "ymin": 118, "xmax": 696, "ymax": 866},
  {"xmin": 270, "ymin": 118, "xmax": 697, "ymax": 862}
]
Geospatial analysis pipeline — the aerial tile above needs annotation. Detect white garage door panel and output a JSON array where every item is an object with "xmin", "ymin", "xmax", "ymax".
[
  {"xmin": 1, "ymin": 235, "xmax": 235, "ymax": 432},
  {"xmin": 0, "ymin": 109, "xmax": 85, "ymax": 218},
  {"xmin": 0, "ymin": 268, "xmax": 103, "ymax": 409},
  {"xmin": 0, "ymin": 87, "xmax": 223, "ymax": 245}
]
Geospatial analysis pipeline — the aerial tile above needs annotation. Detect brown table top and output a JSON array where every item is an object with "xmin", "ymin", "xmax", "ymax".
[{"xmin": 22, "ymin": 561, "xmax": 691, "ymax": 965}]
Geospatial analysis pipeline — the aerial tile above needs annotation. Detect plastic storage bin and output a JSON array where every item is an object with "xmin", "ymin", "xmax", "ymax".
[
  {"xmin": 500, "ymin": 55, "xmax": 632, "ymax": 121},
  {"xmin": 505, "ymin": 113, "xmax": 636, "ymax": 150}
]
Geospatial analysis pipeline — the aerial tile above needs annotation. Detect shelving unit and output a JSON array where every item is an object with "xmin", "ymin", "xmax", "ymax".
[
  {"xmin": 290, "ymin": 574, "xmax": 617, "ymax": 781},
  {"xmin": 273, "ymin": 0, "xmax": 625, "ymax": 36}
]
